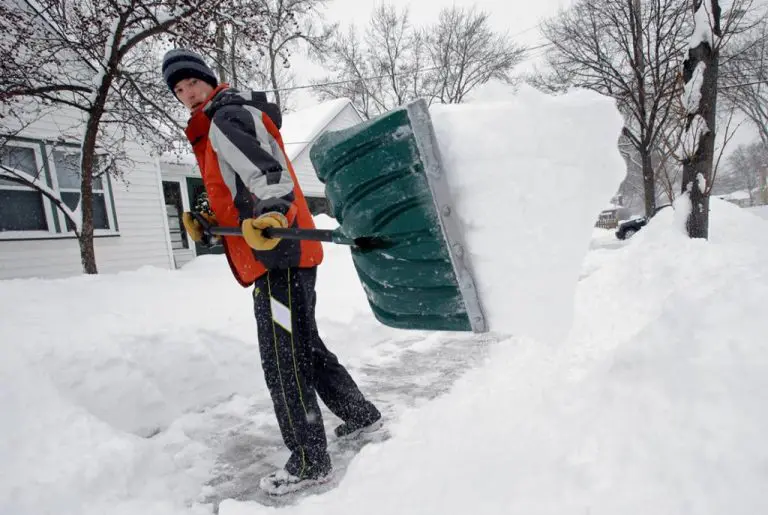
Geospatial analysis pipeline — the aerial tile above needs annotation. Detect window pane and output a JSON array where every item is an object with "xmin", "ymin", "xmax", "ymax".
[
  {"xmin": 62, "ymin": 192, "xmax": 109, "ymax": 231},
  {"xmin": 61, "ymin": 191, "xmax": 79, "ymax": 211},
  {"xmin": 53, "ymin": 150, "xmax": 103, "ymax": 190},
  {"xmin": 53, "ymin": 151, "xmax": 81, "ymax": 189},
  {"xmin": 93, "ymin": 193, "xmax": 109, "ymax": 229},
  {"xmin": 0, "ymin": 189, "xmax": 48, "ymax": 231},
  {"xmin": 0, "ymin": 146, "xmax": 39, "ymax": 187}
]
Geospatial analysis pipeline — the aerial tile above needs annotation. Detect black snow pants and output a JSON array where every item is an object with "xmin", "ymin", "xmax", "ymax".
[{"xmin": 252, "ymin": 267, "xmax": 380, "ymax": 479}]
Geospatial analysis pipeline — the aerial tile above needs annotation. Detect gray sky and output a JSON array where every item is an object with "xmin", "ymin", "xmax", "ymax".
[
  {"xmin": 286, "ymin": 0, "xmax": 760, "ymax": 149},
  {"xmin": 288, "ymin": 0, "xmax": 572, "ymax": 109}
]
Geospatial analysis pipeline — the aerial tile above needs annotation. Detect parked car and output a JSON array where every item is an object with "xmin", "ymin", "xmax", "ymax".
[{"xmin": 615, "ymin": 205, "xmax": 671, "ymax": 240}]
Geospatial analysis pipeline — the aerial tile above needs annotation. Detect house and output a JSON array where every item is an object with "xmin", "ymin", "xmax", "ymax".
[
  {"xmin": 158, "ymin": 97, "xmax": 364, "ymax": 269},
  {"xmin": 278, "ymin": 97, "xmax": 364, "ymax": 214},
  {"xmin": 0, "ymin": 107, "xmax": 174, "ymax": 280},
  {"xmin": 596, "ymin": 195, "xmax": 632, "ymax": 229}
]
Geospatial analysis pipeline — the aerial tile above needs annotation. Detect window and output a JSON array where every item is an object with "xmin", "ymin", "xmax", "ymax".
[
  {"xmin": 0, "ymin": 144, "xmax": 52, "ymax": 232},
  {"xmin": 52, "ymin": 150, "xmax": 110, "ymax": 231},
  {"xmin": 0, "ymin": 139, "xmax": 118, "ymax": 239}
]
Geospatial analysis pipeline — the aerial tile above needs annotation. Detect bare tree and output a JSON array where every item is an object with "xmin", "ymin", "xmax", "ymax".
[
  {"xmin": 426, "ymin": 7, "xmax": 526, "ymax": 104},
  {"xmin": 655, "ymin": 121, "xmax": 685, "ymax": 204},
  {"xmin": 188, "ymin": 3, "xmax": 271, "ymax": 89},
  {"xmin": 535, "ymin": 0, "xmax": 690, "ymax": 218},
  {"xmin": 204, "ymin": 0, "xmax": 335, "ymax": 111},
  {"xmin": 313, "ymin": 4, "xmax": 524, "ymax": 118},
  {"xmin": 311, "ymin": 25, "xmax": 379, "ymax": 118},
  {"xmin": 719, "ymin": 141, "xmax": 768, "ymax": 204},
  {"xmin": 677, "ymin": 0, "xmax": 756, "ymax": 237},
  {"xmin": 257, "ymin": 0, "xmax": 336, "ymax": 110},
  {"xmin": 655, "ymin": 98, "xmax": 740, "ymax": 204},
  {"xmin": 721, "ymin": 17, "xmax": 768, "ymax": 146},
  {"xmin": 0, "ymin": 0, "xmax": 253, "ymax": 274},
  {"xmin": 312, "ymin": 5, "xmax": 426, "ymax": 119}
]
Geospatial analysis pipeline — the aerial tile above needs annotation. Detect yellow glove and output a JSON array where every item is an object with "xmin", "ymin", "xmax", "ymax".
[
  {"xmin": 242, "ymin": 212, "xmax": 289, "ymax": 251},
  {"xmin": 182, "ymin": 211, "xmax": 216, "ymax": 242}
]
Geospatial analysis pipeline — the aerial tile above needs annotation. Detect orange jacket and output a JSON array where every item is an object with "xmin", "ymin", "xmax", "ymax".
[{"xmin": 185, "ymin": 84, "xmax": 323, "ymax": 286}]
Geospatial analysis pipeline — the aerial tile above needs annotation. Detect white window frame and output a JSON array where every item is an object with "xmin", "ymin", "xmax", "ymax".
[
  {"xmin": 47, "ymin": 145, "xmax": 118, "ymax": 236},
  {"xmin": 161, "ymin": 178, "xmax": 190, "ymax": 251},
  {"xmin": 0, "ymin": 140, "xmax": 58, "ymax": 239},
  {"xmin": 0, "ymin": 139, "xmax": 119, "ymax": 240}
]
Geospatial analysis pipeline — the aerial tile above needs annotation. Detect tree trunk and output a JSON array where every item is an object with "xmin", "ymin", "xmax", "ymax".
[
  {"xmin": 80, "ymin": 120, "xmax": 99, "ymax": 274},
  {"xmin": 79, "ymin": 145, "xmax": 97, "ymax": 274},
  {"xmin": 215, "ymin": 23, "xmax": 228, "ymax": 83},
  {"xmin": 270, "ymin": 49, "xmax": 282, "ymax": 111},
  {"xmin": 641, "ymin": 146, "xmax": 656, "ymax": 216},
  {"xmin": 632, "ymin": 0, "xmax": 656, "ymax": 217},
  {"xmin": 78, "ymin": 75, "xmax": 113, "ymax": 274},
  {"xmin": 681, "ymin": 0, "xmax": 720, "ymax": 239}
]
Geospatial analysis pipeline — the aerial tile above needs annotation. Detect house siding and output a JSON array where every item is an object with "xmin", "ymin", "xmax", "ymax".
[{"xmin": 0, "ymin": 108, "xmax": 173, "ymax": 280}]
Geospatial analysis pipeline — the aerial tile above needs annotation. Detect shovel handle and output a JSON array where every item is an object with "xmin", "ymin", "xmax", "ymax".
[
  {"xmin": 208, "ymin": 225, "xmax": 342, "ymax": 243},
  {"xmin": 191, "ymin": 212, "xmax": 391, "ymax": 250}
]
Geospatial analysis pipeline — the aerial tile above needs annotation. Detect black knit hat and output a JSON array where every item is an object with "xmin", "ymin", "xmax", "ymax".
[{"xmin": 162, "ymin": 49, "xmax": 218, "ymax": 94}]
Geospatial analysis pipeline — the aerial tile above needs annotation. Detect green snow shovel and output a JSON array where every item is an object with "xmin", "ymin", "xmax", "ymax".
[{"xmin": 201, "ymin": 99, "xmax": 487, "ymax": 334}]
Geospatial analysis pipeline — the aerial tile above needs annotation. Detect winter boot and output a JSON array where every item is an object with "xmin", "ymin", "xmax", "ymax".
[
  {"xmin": 259, "ymin": 468, "xmax": 333, "ymax": 496},
  {"xmin": 334, "ymin": 412, "xmax": 384, "ymax": 440}
]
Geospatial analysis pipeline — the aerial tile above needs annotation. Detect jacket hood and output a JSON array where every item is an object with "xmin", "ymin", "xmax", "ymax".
[{"xmin": 205, "ymin": 88, "xmax": 282, "ymax": 129}]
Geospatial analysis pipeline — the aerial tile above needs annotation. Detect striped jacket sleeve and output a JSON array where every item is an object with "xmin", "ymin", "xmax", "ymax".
[{"xmin": 209, "ymin": 103, "xmax": 295, "ymax": 217}]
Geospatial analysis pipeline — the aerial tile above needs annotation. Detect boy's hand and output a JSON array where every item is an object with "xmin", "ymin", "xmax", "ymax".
[
  {"xmin": 241, "ymin": 212, "xmax": 289, "ymax": 251},
  {"xmin": 182, "ymin": 211, "xmax": 217, "ymax": 242}
]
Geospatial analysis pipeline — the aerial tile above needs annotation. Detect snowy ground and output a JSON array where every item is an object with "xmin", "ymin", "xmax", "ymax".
[
  {"xmin": 3, "ymin": 200, "xmax": 768, "ymax": 515},
  {"xmin": 746, "ymin": 204, "xmax": 768, "ymax": 220},
  {"xmin": 3, "ymin": 90, "xmax": 767, "ymax": 514}
]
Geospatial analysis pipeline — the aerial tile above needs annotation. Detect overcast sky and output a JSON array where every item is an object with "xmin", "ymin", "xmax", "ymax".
[
  {"xmin": 285, "ymin": 0, "xmax": 761, "ymax": 148},
  {"xmin": 287, "ymin": 0, "xmax": 572, "ymax": 109}
]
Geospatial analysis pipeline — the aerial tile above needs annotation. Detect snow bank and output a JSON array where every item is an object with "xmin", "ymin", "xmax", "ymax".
[
  {"xmin": 0, "ymin": 258, "xmax": 259, "ymax": 437},
  {"xmin": 20, "ymin": 88, "xmax": 768, "ymax": 515},
  {"xmin": 222, "ymin": 200, "xmax": 768, "ymax": 515},
  {"xmin": 433, "ymin": 86, "xmax": 625, "ymax": 342},
  {"xmin": 0, "ymin": 344, "xmax": 212, "ymax": 515},
  {"xmin": 0, "ymin": 257, "xmax": 253, "ymax": 514},
  {"xmin": 0, "ymin": 233, "xmax": 375, "ymax": 514},
  {"xmin": 746, "ymin": 204, "xmax": 768, "ymax": 220}
]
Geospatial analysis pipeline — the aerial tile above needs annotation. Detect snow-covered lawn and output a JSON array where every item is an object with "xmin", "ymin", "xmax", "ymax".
[
  {"xmin": 3, "ymin": 200, "xmax": 767, "ymax": 515},
  {"xmin": 746, "ymin": 204, "xmax": 768, "ymax": 220}
]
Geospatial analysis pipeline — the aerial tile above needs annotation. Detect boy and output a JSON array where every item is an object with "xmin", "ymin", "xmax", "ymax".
[{"xmin": 162, "ymin": 49, "xmax": 382, "ymax": 496}]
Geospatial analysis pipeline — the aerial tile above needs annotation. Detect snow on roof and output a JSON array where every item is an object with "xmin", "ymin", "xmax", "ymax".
[{"xmin": 280, "ymin": 98, "xmax": 355, "ymax": 160}]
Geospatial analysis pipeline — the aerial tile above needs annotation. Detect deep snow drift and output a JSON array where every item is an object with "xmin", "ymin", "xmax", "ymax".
[{"xmin": 219, "ymin": 200, "xmax": 768, "ymax": 515}]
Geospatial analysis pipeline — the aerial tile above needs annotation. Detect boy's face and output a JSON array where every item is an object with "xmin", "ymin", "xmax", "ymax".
[{"xmin": 173, "ymin": 78, "xmax": 215, "ymax": 112}]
